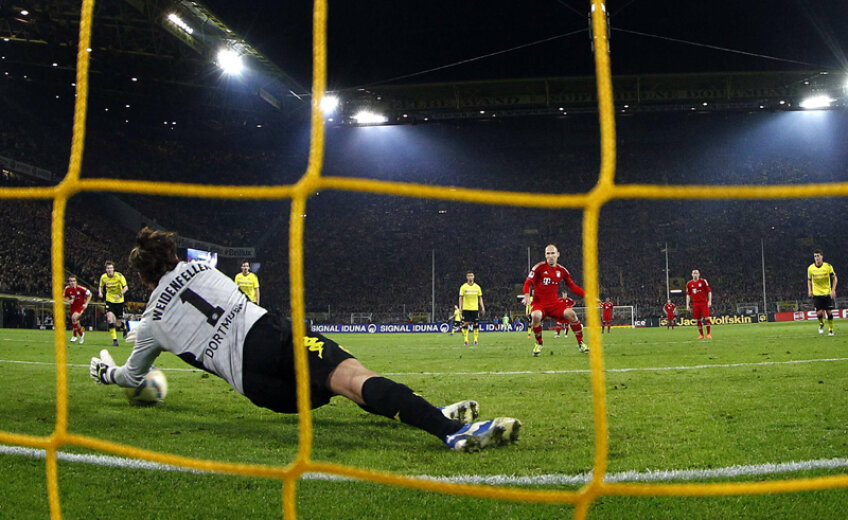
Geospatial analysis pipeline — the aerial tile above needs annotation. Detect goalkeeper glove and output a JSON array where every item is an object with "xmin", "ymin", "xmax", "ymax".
[{"xmin": 89, "ymin": 357, "xmax": 115, "ymax": 385}]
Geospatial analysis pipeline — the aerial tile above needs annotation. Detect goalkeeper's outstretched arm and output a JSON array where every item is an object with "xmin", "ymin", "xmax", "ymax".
[{"xmin": 89, "ymin": 324, "xmax": 163, "ymax": 387}]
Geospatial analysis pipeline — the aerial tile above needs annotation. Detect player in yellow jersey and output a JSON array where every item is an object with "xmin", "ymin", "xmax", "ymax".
[
  {"xmin": 449, "ymin": 305, "xmax": 462, "ymax": 336},
  {"xmin": 234, "ymin": 260, "xmax": 260, "ymax": 304},
  {"xmin": 524, "ymin": 294, "xmax": 533, "ymax": 338},
  {"xmin": 99, "ymin": 260, "xmax": 128, "ymax": 346},
  {"xmin": 807, "ymin": 249, "xmax": 838, "ymax": 336},
  {"xmin": 458, "ymin": 271, "xmax": 485, "ymax": 345}
]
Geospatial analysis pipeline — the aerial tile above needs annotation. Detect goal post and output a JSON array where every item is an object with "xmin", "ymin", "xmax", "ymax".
[
  {"xmin": 736, "ymin": 303, "xmax": 759, "ymax": 316},
  {"xmin": 350, "ymin": 312, "xmax": 373, "ymax": 324},
  {"xmin": 571, "ymin": 305, "xmax": 636, "ymax": 328}
]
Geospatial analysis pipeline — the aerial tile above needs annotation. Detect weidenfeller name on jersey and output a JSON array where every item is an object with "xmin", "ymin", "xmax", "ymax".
[
  {"xmin": 151, "ymin": 262, "xmax": 213, "ymax": 320},
  {"xmin": 151, "ymin": 263, "xmax": 242, "ymax": 358}
]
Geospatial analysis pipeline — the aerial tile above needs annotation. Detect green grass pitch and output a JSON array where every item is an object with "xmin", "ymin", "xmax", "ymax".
[{"xmin": 1, "ymin": 322, "xmax": 847, "ymax": 519}]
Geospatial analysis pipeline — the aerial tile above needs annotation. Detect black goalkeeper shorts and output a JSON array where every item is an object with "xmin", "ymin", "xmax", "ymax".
[{"xmin": 242, "ymin": 313, "xmax": 355, "ymax": 413}]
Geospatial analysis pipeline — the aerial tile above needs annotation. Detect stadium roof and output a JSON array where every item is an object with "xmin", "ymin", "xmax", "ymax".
[
  {"xmin": 2, "ymin": 0, "xmax": 847, "ymax": 124},
  {"xmin": 1, "ymin": 0, "xmax": 308, "ymax": 121}
]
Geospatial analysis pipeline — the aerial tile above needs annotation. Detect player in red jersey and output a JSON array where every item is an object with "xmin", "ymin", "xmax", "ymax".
[
  {"xmin": 663, "ymin": 299, "xmax": 677, "ymax": 329},
  {"xmin": 685, "ymin": 269, "xmax": 712, "ymax": 339},
  {"xmin": 63, "ymin": 275, "xmax": 92, "ymax": 344},
  {"xmin": 522, "ymin": 244, "xmax": 587, "ymax": 356},
  {"xmin": 600, "ymin": 298, "xmax": 614, "ymax": 333},
  {"xmin": 553, "ymin": 295, "xmax": 575, "ymax": 338}
]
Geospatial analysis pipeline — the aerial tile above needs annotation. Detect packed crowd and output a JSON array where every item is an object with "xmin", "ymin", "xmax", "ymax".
[
  {"xmin": 2, "ymin": 94, "xmax": 846, "ymax": 325},
  {"xmin": 0, "ymin": 177, "xmax": 137, "ymax": 300}
]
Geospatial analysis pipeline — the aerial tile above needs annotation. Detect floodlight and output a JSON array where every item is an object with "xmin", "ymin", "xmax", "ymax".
[
  {"xmin": 351, "ymin": 110, "xmax": 388, "ymax": 125},
  {"xmin": 216, "ymin": 48, "xmax": 243, "ymax": 75},
  {"xmin": 167, "ymin": 13, "xmax": 194, "ymax": 35},
  {"xmin": 320, "ymin": 94, "xmax": 339, "ymax": 115},
  {"xmin": 799, "ymin": 95, "xmax": 834, "ymax": 110}
]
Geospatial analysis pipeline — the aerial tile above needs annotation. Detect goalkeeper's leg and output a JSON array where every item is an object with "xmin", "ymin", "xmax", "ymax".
[{"xmin": 330, "ymin": 360, "xmax": 463, "ymax": 440}]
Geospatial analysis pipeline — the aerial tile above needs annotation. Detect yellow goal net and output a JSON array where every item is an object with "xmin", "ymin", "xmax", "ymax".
[{"xmin": 2, "ymin": 1, "xmax": 848, "ymax": 519}]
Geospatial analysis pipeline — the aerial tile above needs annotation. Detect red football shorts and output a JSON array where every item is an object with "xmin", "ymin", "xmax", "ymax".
[
  {"xmin": 70, "ymin": 305, "xmax": 85, "ymax": 317},
  {"xmin": 532, "ymin": 299, "xmax": 571, "ymax": 320},
  {"xmin": 691, "ymin": 302, "xmax": 710, "ymax": 320}
]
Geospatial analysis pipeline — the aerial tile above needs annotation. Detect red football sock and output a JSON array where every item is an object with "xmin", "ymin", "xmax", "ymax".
[
  {"xmin": 533, "ymin": 325, "xmax": 543, "ymax": 345},
  {"xmin": 571, "ymin": 321, "xmax": 583, "ymax": 342}
]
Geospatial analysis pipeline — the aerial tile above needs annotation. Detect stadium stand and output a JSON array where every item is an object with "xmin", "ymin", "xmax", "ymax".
[{"xmin": 2, "ymin": 82, "xmax": 847, "ymax": 324}]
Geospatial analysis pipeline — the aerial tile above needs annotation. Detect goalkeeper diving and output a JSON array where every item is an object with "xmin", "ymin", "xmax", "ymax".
[{"xmin": 90, "ymin": 227, "xmax": 521, "ymax": 452}]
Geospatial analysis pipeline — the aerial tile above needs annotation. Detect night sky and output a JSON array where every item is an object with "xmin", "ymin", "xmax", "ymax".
[{"xmin": 201, "ymin": 0, "xmax": 848, "ymax": 88}]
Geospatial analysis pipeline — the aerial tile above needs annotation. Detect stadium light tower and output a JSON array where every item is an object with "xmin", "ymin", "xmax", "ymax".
[
  {"xmin": 167, "ymin": 13, "xmax": 194, "ymax": 35},
  {"xmin": 216, "ymin": 48, "xmax": 244, "ymax": 75},
  {"xmin": 761, "ymin": 238, "xmax": 768, "ymax": 315},
  {"xmin": 661, "ymin": 242, "xmax": 677, "ymax": 301},
  {"xmin": 351, "ymin": 110, "xmax": 388, "ymax": 125},
  {"xmin": 799, "ymin": 94, "xmax": 834, "ymax": 110},
  {"xmin": 664, "ymin": 242, "xmax": 670, "ymax": 301},
  {"xmin": 320, "ymin": 94, "xmax": 340, "ymax": 115}
]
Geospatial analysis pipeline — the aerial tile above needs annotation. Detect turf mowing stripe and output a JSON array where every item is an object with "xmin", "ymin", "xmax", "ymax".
[
  {"xmin": 2, "ymin": 357, "xmax": 848, "ymax": 376},
  {"xmin": 3, "ymin": 445, "xmax": 847, "ymax": 485}
]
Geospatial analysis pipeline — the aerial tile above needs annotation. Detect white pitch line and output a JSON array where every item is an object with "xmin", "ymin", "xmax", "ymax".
[
  {"xmin": 2, "ymin": 357, "xmax": 848, "ymax": 377},
  {"xmin": 0, "ymin": 359, "xmax": 200, "ymax": 372},
  {"xmin": 3, "ymin": 445, "xmax": 847, "ymax": 486},
  {"xmin": 382, "ymin": 357, "xmax": 848, "ymax": 377}
]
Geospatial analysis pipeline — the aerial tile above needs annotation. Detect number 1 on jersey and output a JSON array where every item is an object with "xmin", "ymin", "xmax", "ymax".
[{"xmin": 180, "ymin": 288, "xmax": 225, "ymax": 325}]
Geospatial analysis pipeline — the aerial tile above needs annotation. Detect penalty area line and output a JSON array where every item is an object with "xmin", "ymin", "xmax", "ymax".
[{"xmin": 2, "ymin": 445, "xmax": 847, "ymax": 486}]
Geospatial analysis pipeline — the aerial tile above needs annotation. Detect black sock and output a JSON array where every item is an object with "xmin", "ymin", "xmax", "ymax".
[{"xmin": 360, "ymin": 377, "xmax": 463, "ymax": 439}]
